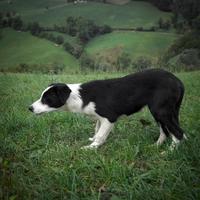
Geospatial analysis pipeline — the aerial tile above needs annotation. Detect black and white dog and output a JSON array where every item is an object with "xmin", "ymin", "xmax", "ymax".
[{"xmin": 29, "ymin": 69, "xmax": 186, "ymax": 149}]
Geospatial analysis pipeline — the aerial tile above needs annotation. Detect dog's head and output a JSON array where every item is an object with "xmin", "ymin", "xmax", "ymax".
[{"xmin": 29, "ymin": 83, "xmax": 71, "ymax": 114}]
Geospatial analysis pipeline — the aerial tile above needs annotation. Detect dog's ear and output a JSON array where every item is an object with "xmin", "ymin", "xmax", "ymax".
[
  {"xmin": 49, "ymin": 83, "xmax": 57, "ymax": 87},
  {"xmin": 55, "ymin": 84, "xmax": 71, "ymax": 105}
]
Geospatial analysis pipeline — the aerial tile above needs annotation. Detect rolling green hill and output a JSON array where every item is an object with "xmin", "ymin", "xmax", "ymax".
[
  {"xmin": 85, "ymin": 31, "xmax": 178, "ymax": 60},
  {"xmin": 0, "ymin": 0, "xmax": 176, "ymax": 72},
  {"xmin": 0, "ymin": 1, "xmax": 171, "ymax": 28},
  {"xmin": 0, "ymin": 28, "xmax": 79, "ymax": 72}
]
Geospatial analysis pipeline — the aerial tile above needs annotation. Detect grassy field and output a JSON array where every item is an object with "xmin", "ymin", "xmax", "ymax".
[
  {"xmin": 0, "ymin": 28, "xmax": 79, "ymax": 72},
  {"xmin": 0, "ymin": 1, "xmax": 171, "ymax": 28},
  {"xmin": 86, "ymin": 31, "xmax": 178, "ymax": 60},
  {"xmin": 0, "ymin": 71, "xmax": 200, "ymax": 199}
]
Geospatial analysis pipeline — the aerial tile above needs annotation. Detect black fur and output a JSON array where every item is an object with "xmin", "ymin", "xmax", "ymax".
[
  {"xmin": 80, "ymin": 69, "xmax": 185, "ymax": 140},
  {"xmin": 42, "ymin": 83, "xmax": 71, "ymax": 108}
]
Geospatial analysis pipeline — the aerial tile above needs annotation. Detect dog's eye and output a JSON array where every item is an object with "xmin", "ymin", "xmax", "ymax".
[
  {"xmin": 46, "ymin": 97, "xmax": 53, "ymax": 105},
  {"xmin": 41, "ymin": 97, "xmax": 51, "ymax": 105}
]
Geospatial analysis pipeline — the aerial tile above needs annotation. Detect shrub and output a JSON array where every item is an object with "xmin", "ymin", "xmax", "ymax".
[
  {"xmin": 100, "ymin": 25, "xmax": 112, "ymax": 34},
  {"xmin": 132, "ymin": 57, "xmax": 152, "ymax": 71},
  {"xmin": 167, "ymin": 31, "xmax": 200, "ymax": 58},
  {"xmin": 64, "ymin": 42, "xmax": 74, "ymax": 54},
  {"xmin": 136, "ymin": 27, "xmax": 144, "ymax": 31},
  {"xmin": 80, "ymin": 54, "xmax": 95, "ymax": 71},
  {"xmin": 14, "ymin": 63, "xmax": 64, "ymax": 74},
  {"xmin": 11, "ymin": 16, "xmax": 23, "ymax": 30},
  {"xmin": 55, "ymin": 35, "xmax": 64, "ymax": 45},
  {"xmin": 149, "ymin": 26, "xmax": 156, "ymax": 31},
  {"xmin": 179, "ymin": 49, "xmax": 200, "ymax": 67},
  {"xmin": 158, "ymin": 18, "xmax": 171, "ymax": 30},
  {"xmin": 94, "ymin": 61, "xmax": 112, "ymax": 71},
  {"xmin": 117, "ymin": 52, "xmax": 131, "ymax": 71},
  {"xmin": 28, "ymin": 22, "xmax": 42, "ymax": 36},
  {"xmin": 192, "ymin": 15, "xmax": 200, "ymax": 31},
  {"xmin": 72, "ymin": 44, "xmax": 83, "ymax": 58}
]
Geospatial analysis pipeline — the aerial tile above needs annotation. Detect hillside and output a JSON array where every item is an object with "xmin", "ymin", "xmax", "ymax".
[
  {"xmin": 86, "ymin": 31, "xmax": 178, "ymax": 60},
  {"xmin": 0, "ymin": 1, "xmax": 171, "ymax": 28},
  {"xmin": 0, "ymin": 28, "xmax": 79, "ymax": 72},
  {"xmin": 0, "ymin": 0, "xmax": 177, "ymax": 72}
]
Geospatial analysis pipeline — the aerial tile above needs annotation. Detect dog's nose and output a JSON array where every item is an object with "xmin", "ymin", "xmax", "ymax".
[{"xmin": 28, "ymin": 106, "xmax": 34, "ymax": 112}]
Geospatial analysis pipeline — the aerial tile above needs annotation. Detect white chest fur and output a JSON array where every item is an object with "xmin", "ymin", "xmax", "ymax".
[{"xmin": 66, "ymin": 84, "xmax": 97, "ymax": 118}]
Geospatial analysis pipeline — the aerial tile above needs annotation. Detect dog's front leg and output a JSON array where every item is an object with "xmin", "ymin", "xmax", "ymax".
[
  {"xmin": 83, "ymin": 118, "xmax": 114, "ymax": 149},
  {"xmin": 89, "ymin": 120, "xmax": 101, "ymax": 141}
]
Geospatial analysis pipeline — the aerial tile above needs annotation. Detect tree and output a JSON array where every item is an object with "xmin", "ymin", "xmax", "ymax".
[
  {"xmin": 158, "ymin": 17, "xmax": 163, "ymax": 29},
  {"xmin": 28, "ymin": 22, "xmax": 42, "ymax": 36},
  {"xmin": 56, "ymin": 35, "xmax": 64, "ymax": 45},
  {"xmin": 66, "ymin": 16, "xmax": 77, "ymax": 36},
  {"xmin": 173, "ymin": 0, "xmax": 200, "ymax": 26},
  {"xmin": 80, "ymin": 53, "xmax": 95, "ymax": 71},
  {"xmin": 12, "ymin": 16, "xmax": 23, "ymax": 30},
  {"xmin": 117, "ymin": 52, "xmax": 131, "ymax": 71},
  {"xmin": 64, "ymin": 42, "xmax": 74, "ymax": 54}
]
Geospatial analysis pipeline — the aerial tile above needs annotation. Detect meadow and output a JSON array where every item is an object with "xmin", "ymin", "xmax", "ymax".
[
  {"xmin": 0, "ymin": 28, "xmax": 79, "ymax": 72},
  {"xmin": 86, "ymin": 31, "xmax": 178, "ymax": 60},
  {"xmin": 0, "ymin": 1, "xmax": 200, "ymax": 199},
  {"xmin": 0, "ymin": 28, "xmax": 178, "ymax": 72},
  {"xmin": 0, "ymin": 1, "xmax": 171, "ymax": 28},
  {"xmin": 1, "ymin": 71, "xmax": 200, "ymax": 199},
  {"xmin": 0, "ymin": 0, "xmax": 177, "ymax": 72}
]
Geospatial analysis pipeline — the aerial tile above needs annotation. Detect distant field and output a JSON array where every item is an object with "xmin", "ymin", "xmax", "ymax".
[
  {"xmin": 0, "ymin": 71, "xmax": 200, "ymax": 199},
  {"xmin": 0, "ymin": 28, "xmax": 79, "ymax": 72},
  {"xmin": 0, "ymin": 1, "xmax": 171, "ymax": 28},
  {"xmin": 86, "ymin": 31, "xmax": 178, "ymax": 60}
]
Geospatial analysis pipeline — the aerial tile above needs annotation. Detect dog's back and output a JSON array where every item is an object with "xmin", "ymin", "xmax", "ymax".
[{"xmin": 80, "ymin": 69, "xmax": 184, "ymax": 123}]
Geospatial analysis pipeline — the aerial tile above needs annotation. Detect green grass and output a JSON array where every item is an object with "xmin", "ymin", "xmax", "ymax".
[
  {"xmin": 0, "ymin": 28, "xmax": 79, "ymax": 72},
  {"xmin": 0, "ymin": 71, "xmax": 200, "ymax": 199},
  {"xmin": 0, "ymin": 1, "xmax": 171, "ymax": 28},
  {"xmin": 86, "ymin": 31, "xmax": 178, "ymax": 60}
]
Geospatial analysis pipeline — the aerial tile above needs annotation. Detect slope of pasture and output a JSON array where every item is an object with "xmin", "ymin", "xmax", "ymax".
[
  {"xmin": 0, "ymin": 71, "xmax": 200, "ymax": 199},
  {"xmin": 0, "ymin": 0, "xmax": 68, "ymax": 12},
  {"xmin": 85, "ymin": 31, "xmax": 178, "ymax": 60},
  {"xmin": 0, "ymin": 28, "xmax": 79, "ymax": 72},
  {"xmin": 0, "ymin": 1, "xmax": 171, "ymax": 28}
]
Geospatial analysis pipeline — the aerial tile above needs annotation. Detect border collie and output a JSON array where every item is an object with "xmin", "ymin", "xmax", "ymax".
[{"xmin": 29, "ymin": 69, "xmax": 186, "ymax": 149}]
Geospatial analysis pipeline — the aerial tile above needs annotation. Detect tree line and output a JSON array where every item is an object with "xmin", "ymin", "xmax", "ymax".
[{"xmin": 0, "ymin": 12, "xmax": 112, "ymax": 58}]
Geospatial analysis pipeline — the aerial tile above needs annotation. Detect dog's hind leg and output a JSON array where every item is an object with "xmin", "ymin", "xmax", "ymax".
[
  {"xmin": 83, "ymin": 118, "xmax": 114, "ymax": 149},
  {"xmin": 156, "ymin": 125, "xmax": 167, "ymax": 146},
  {"xmin": 160, "ymin": 114, "xmax": 184, "ymax": 150},
  {"xmin": 89, "ymin": 120, "xmax": 101, "ymax": 141}
]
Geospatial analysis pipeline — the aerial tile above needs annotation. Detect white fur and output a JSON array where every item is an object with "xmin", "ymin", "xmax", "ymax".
[
  {"xmin": 65, "ymin": 84, "xmax": 114, "ymax": 149},
  {"xmin": 66, "ymin": 84, "xmax": 98, "ymax": 117},
  {"xmin": 31, "ymin": 99, "xmax": 57, "ymax": 114},
  {"xmin": 31, "ymin": 86, "xmax": 57, "ymax": 114},
  {"xmin": 170, "ymin": 135, "xmax": 180, "ymax": 151},
  {"xmin": 89, "ymin": 120, "xmax": 101, "ymax": 142},
  {"xmin": 65, "ymin": 84, "xmax": 83, "ymax": 113},
  {"xmin": 82, "ymin": 117, "xmax": 114, "ymax": 149},
  {"xmin": 156, "ymin": 126, "xmax": 167, "ymax": 146}
]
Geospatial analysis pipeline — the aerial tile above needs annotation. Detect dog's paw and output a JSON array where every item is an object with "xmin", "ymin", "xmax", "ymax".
[
  {"xmin": 81, "ymin": 142, "xmax": 99, "ymax": 150},
  {"xmin": 88, "ymin": 137, "xmax": 95, "ymax": 142},
  {"xmin": 81, "ymin": 145, "xmax": 97, "ymax": 150}
]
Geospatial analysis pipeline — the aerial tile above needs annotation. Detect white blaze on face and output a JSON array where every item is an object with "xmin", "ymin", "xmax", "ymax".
[
  {"xmin": 31, "ymin": 99, "xmax": 57, "ymax": 114},
  {"xmin": 31, "ymin": 86, "xmax": 57, "ymax": 114}
]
